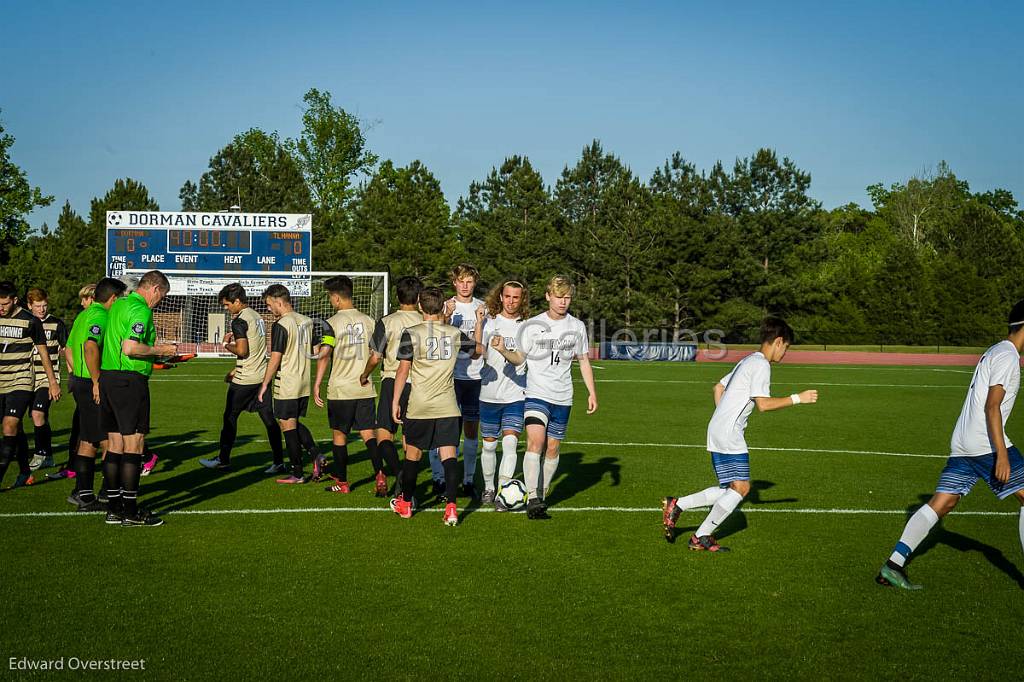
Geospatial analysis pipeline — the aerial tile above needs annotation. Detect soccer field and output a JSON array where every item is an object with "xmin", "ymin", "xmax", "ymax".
[{"xmin": 2, "ymin": 359, "xmax": 1022, "ymax": 679}]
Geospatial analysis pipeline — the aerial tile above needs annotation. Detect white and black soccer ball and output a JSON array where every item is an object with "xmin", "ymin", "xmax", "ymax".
[{"xmin": 496, "ymin": 479, "xmax": 528, "ymax": 511}]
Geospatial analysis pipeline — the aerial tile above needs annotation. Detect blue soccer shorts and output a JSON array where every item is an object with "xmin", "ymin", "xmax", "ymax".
[
  {"xmin": 935, "ymin": 447, "xmax": 1024, "ymax": 500},
  {"xmin": 523, "ymin": 398, "xmax": 571, "ymax": 441},
  {"xmin": 710, "ymin": 452, "xmax": 750, "ymax": 486},
  {"xmin": 479, "ymin": 400, "xmax": 525, "ymax": 439}
]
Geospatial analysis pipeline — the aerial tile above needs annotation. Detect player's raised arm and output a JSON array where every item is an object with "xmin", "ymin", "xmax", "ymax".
[
  {"xmin": 490, "ymin": 335, "xmax": 525, "ymax": 366},
  {"xmin": 753, "ymin": 390, "xmax": 818, "ymax": 413},
  {"xmin": 986, "ymin": 384, "xmax": 1011, "ymax": 483}
]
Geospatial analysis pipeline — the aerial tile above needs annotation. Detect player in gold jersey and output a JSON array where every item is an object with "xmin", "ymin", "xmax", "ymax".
[
  {"xmin": 359, "ymin": 276, "xmax": 422, "ymax": 496},
  {"xmin": 259, "ymin": 284, "xmax": 323, "ymax": 484},
  {"xmin": 314, "ymin": 276, "xmax": 382, "ymax": 494},
  {"xmin": 390, "ymin": 287, "xmax": 484, "ymax": 526},
  {"xmin": 199, "ymin": 284, "xmax": 285, "ymax": 472}
]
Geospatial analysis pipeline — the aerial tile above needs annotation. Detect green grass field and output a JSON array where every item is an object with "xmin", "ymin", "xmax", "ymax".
[{"xmin": 2, "ymin": 359, "xmax": 1022, "ymax": 680}]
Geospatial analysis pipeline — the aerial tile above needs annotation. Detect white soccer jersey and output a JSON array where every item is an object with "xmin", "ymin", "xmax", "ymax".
[
  {"xmin": 520, "ymin": 312, "xmax": 589, "ymax": 406},
  {"xmin": 706, "ymin": 352, "xmax": 772, "ymax": 455},
  {"xmin": 480, "ymin": 314, "xmax": 526, "ymax": 404},
  {"xmin": 950, "ymin": 340, "xmax": 1020, "ymax": 457},
  {"xmin": 451, "ymin": 297, "xmax": 485, "ymax": 380}
]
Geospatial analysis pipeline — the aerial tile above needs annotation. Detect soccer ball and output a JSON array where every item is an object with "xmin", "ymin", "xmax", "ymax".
[{"xmin": 496, "ymin": 479, "xmax": 528, "ymax": 511}]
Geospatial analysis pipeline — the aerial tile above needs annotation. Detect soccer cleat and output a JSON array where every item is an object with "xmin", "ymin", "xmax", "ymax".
[
  {"xmin": 121, "ymin": 509, "xmax": 164, "ymax": 527},
  {"xmin": 199, "ymin": 457, "xmax": 228, "ymax": 470},
  {"xmin": 312, "ymin": 454, "xmax": 327, "ymax": 482},
  {"xmin": 481, "ymin": 489, "xmax": 496, "ymax": 505},
  {"xmin": 39, "ymin": 455, "xmax": 54, "ymax": 469},
  {"xmin": 374, "ymin": 471, "xmax": 388, "ymax": 497},
  {"xmin": 76, "ymin": 498, "xmax": 107, "ymax": 513},
  {"xmin": 662, "ymin": 496, "xmax": 682, "ymax": 543},
  {"xmin": 877, "ymin": 563, "xmax": 923, "ymax": 590},
  {"xmin": 688, "ymin": 535, "xmax": 730, "ymax": 552},
  {"xmin": 276, "ymin": 475, "xmax": 308, "ymax": 485},
  {"xmin": 461, "ymin": 482, "xmax": 478, "ymax": 500},
  {"xmin": 104, "ymin": 510, "xmax": 123, "ymax": 525},
  {"xmin": 390, "ymin": 497, "xmax": 413, "ymax": 519},
  {"xmin": 264, "ymin": 462, "xmax": 287, "ymax": 474},
  {"xmin": 526, "ymin": 498, "xmax": 550, "ymax": 520},
  {"xmin": 494, "ymin": 497, "xmax": 510, "ymax": 512},
  {"xmin": 325, "ymin": 481, "xmax": 350, "ymax": 494},
  {"xmin": 46, "ymin": 468, "xmax": 74, "ymax": 480},
  {"xmin": 66, "ymin": 491, "xmax": 81, "ymax": 506},
  {"xmin": 29, "ymin": 454, "xmax": 46, "ymax": 470},
  {"xmin": 11, "ymin": 473, "xmax": 34, "ymax": 489},
  {"xmin": 141, "ymin": 452, "xmax": 158, "ymax": 476},
  {"xmin": 443, "ymin": 502, "xmax": 458, "ymax": 526}
]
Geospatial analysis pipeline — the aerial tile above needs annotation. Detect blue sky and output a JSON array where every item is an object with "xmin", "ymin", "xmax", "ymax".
[{"xmin": 2, "ymin": 1, "xmax": 1021, "ymax": 229}]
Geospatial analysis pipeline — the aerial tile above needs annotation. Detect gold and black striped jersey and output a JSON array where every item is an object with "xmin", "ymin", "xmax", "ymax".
[
  {"xmin": 0, "ymin": 307, "xmax": 48, "ymax": 394},
  {"xmin": 270, "ymin": 311, "xmax": 316, "ymax": 400},
  {"xmin": 33, "ymin": 314, "xmax": 68, "ymax": 390}
]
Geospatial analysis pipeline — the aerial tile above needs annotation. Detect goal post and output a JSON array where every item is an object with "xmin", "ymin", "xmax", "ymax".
[{"xmin": 122, "ymin": 269, "xmax": 389, "ymax": 357}]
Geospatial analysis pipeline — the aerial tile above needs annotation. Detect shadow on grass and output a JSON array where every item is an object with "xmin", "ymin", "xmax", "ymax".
[
  {"xmin": 907, "ymin": 495, "xmax": 1024, "ymax": 589},
  {"xmin": 142, "ymin": 433, "xmax": 287, "ymax": 512},
  {"xmin": 545, "ymin": 452, "xmax": 621, "ymax": 507}
]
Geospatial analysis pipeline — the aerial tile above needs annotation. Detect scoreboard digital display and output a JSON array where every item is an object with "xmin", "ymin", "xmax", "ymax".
[{"xmin": 106, "ymin": 211, "xmax": 312, "ymax": 277}]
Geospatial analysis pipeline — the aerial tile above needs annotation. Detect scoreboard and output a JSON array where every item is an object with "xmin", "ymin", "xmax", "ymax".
[{"xmin": 106, "ymin": 211, "xmax": 312, "ymax": 278}]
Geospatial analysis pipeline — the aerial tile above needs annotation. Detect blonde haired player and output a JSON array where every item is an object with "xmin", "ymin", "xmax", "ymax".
[
  {"xmin": 428, "ymin": 264, "xmax": 486, "ymax": 499},
  {"xmin": 491, "ymin": 275, "xmax": 597, "ymax": 519},
  {"xmin": 477, "ymin": 279, "xmax": 529, "ymax": 507}
]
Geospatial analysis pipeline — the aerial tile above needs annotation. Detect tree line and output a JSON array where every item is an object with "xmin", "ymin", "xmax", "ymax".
[{"xmin": 2, "ymin": 91, "xmax": 1022, "ymax": 346}]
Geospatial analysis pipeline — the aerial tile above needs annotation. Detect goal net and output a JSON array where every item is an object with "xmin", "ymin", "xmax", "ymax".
[{"xmin": 122, "ymin": 270, "xmax": 389, "ymax": 357}]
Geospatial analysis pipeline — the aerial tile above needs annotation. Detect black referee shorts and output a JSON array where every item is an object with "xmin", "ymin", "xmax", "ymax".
[
  {"xmin": 0, "ymin": 390, "xmax": 33, "ymax": 421},
  {"xmin": 376, "ymin": 378, "xmax": 410, "ymax": 433},
  {"xmin": 327, "ymin": 398, "xmax": 376, "ymax": 434},
  {"xmin": 403, "ymin": 416, "xmax": 461, "ymax": 451},
  {"xmin": 99, "ymin": 370, "xmax": 150, "ymax": 436},
  {"xmin": 70, "ymin": 376, "xmax": 104, "ymax": 445}
]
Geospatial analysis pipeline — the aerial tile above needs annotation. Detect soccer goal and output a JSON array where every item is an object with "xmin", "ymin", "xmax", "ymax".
[{"xmin": 122, "ymin": 270, "xmax": 389, "ymax": 357}]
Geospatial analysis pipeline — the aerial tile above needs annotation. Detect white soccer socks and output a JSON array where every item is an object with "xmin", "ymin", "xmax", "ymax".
[
  {"xmin": 695, "ymin": 489, "xmax": 744, "ymax": 538},
  {"xmin": 498, "ymin": 434, "xmax": 518, "ymax": 485},
  {"xmin": 542, "ymin": 455, "xmax": 559, "ymax": 499},
  {"xmin": 481, "ymin": 440, "xmax": 498, "ymax": 492},
  {"xmin": 889, "ymin": 504, "xmax": 939, "ymax": 567},
  {"xmin": 675, "ymin": 486, "xmax": 727, "ymax": 511},
  {"xmin": 523, "ymin": 451, "xmax": 541, "ymax": 499},
  {"xmin": 462, "ymin": 437, "xmax": 478, "ymax": 485}
]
